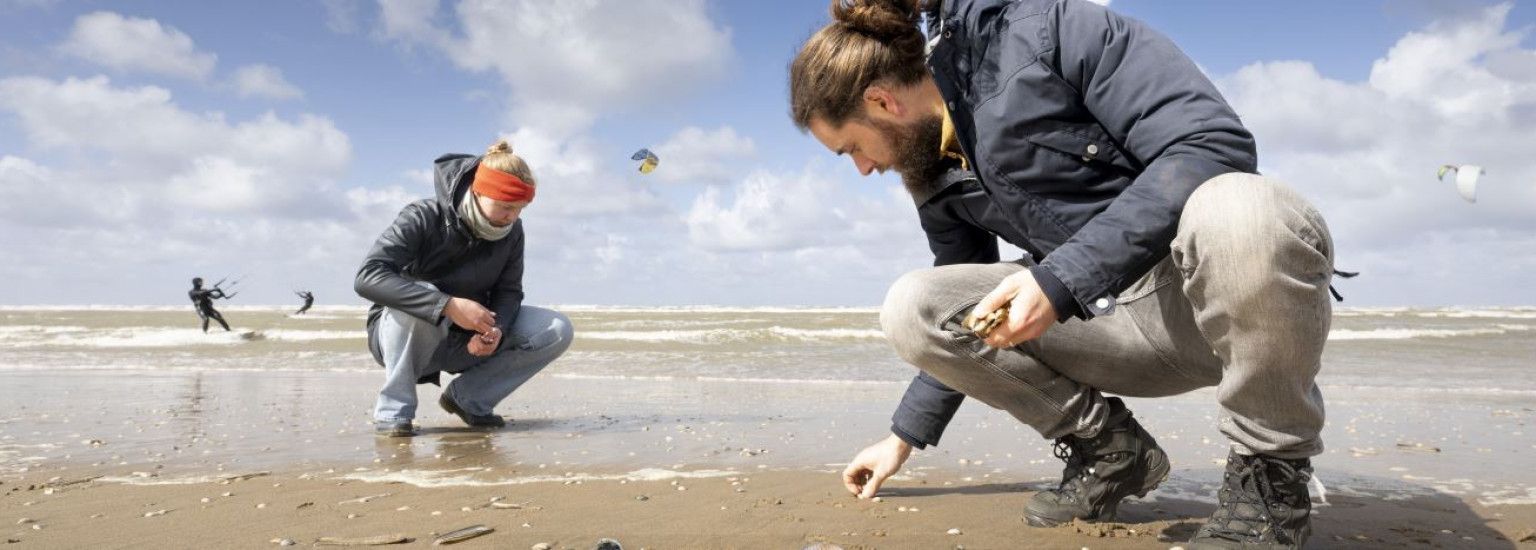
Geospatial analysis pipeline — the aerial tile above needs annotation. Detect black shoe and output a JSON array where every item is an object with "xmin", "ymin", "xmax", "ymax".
[
  {"xmin": 374, "ymin": 419, "xmax": 416, "ymax": 438},
  {"xmin": 438, "ymin": 393, "xmax": 506, "ymax": 429},
  {"xmin": 1024, "ymin": 397, "xmax": 1170, "ymax": 526},
  {"xmin": 1188, "ymin": 451, "xmax": 1313, "ymax": 549}
]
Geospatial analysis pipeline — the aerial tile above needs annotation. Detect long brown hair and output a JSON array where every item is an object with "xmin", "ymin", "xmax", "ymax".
[{"xmin": 788, "ymin": 0, "xmax": 929, "ymax": 130}]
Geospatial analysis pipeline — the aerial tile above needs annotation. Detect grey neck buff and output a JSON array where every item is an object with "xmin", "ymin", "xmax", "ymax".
[{"xmin": 458, "ymin": 191, "xmax": 514, "ymax": 241}]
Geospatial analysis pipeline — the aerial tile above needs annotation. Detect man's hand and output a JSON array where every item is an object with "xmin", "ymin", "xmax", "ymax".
[
  {"xmin": 972, "ymin": 270, "xmax": 1057, "ymax": 349},
  {"xmin": 842, "ymin": 434, "xmax": 913, "ymax": 499},
  {"xmin": 444, "ymin": 297, "xmax": 497, "ymax": 334},
  {"xmin": 467, "ymin": 327, "xmax": 501, "ymax": 357}
]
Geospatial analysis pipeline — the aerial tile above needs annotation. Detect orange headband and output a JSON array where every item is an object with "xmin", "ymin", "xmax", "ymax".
[{"xmin": 472, "ymin": 164, "xmax": 535, "ymax": 203}]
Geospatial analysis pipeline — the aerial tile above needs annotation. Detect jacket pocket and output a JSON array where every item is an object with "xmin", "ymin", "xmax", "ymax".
[{"xmin": 1024, "ymin": 126, "xmax": 1139, "ymax": 174}]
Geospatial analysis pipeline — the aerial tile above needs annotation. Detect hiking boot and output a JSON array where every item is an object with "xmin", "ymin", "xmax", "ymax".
[
  {"xmin": 1024, "ymin": 397, "xmax": 1170, "ymax": 526},
  {"xmin": 438, "ymin": 393, "xmax": 506, "ymax": 429},
  {"xmin": 374, "ymin": 419, "xmax": 416, "ymax": 438},
  {"xmin": 1188, "ymin": 451, "xmax": 1313, "ymax": 549}
]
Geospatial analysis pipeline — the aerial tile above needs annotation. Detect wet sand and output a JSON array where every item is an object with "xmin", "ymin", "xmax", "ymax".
[
  {"xmin": 6, "ymin": 467, "xmax": 1536, "ymax": 549},
  {"xmin": 4, "ymin": 369, "xmax": 1536, "ymax": 548}
]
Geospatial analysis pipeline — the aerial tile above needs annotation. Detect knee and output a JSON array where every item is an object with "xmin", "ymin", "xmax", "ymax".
[
  {"xmin": 1179, "ymin": 174, "xmax": 1324, "ymax": 258},
  {"xmin": 1181, "ymin": 173, "xmax": 1284, "ymax": 240},
  {"xmin": 518, "ymin": 309, "xmax": 574, "ymax": 358},
  {"xmin": 880, "ymin": 269, "xmax": 950, "ymax": 365}
]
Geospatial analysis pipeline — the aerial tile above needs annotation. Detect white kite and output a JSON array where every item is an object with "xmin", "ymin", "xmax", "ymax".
[{"xmin": 1436, "ymin": 164, "xmax": 1483, "ymax": 203}]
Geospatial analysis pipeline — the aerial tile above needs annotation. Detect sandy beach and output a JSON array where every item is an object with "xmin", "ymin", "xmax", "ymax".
[{"xmin": 3, "ymin": 306, "xmax": 1536, "ymax": 548}]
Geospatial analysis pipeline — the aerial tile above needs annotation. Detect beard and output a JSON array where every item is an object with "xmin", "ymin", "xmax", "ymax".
[{"xmin": 869, "ymin": 113, "xmax": 949, "ymax": 201}]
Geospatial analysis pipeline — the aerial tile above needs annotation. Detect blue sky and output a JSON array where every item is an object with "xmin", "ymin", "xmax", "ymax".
[{"xmin": 1, "ymin": 0, "xmax": 1533, "ymax": 307}]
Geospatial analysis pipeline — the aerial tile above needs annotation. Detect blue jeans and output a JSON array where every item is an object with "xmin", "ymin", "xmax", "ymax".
[{"xmin": 372, "ymin": 303, "xmax": 573, "ymax": 424}]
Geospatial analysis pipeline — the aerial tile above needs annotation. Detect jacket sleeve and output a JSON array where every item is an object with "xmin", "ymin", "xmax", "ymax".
[
  {"xmin": 887, "ymin": 193, "xmax": 995, "ymax": 449},
  {"xmin": 354, "ymin": 201, "xmax": 451, "ymax": 323},
  {"xmin": 1035, "ymin": 0, "xmax": 1258, "ymax": 319},
  {"xmin": 490, "ymin": 223, "xmax": 526, "ymax": 337}
]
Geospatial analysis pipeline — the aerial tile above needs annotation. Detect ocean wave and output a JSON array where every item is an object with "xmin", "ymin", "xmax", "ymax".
[
  {"xmin": 579, "ymin": 326, "xmax": 883, "ymax": 344},
  {"xmin": 1328, "ymin": 324, "xmax": 1535, "ymax": 341},
  {"xmin": 0, "ymin": 326, "xmax": 363, "ymax": 348}
]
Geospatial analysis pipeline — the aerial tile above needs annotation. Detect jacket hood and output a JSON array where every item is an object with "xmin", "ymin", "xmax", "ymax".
[{"xmin": 432, "ymin": 153, "xmax": 481, "ymax": 213}]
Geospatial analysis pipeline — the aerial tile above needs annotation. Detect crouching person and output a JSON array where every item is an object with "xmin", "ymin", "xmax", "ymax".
[{"xmin": 355, "ymin": 138, "xmax": 573, "ymax": 437}]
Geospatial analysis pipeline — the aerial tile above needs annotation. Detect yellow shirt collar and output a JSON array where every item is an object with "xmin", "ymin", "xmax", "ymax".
[{"xmin": 939, "ymin": 107, "xmax": 968, "ymax": 170}]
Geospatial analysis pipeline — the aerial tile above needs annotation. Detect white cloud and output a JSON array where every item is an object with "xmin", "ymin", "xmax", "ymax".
[
  {"xmin": 58, "ymin": 11, "xmax": 216, "ymax": 80},
  {"xmin": 376, "ymin": 0, "xmax": 733, "ymax": 138},
  {"xmin": 651, "ymin": 126, "xmax": 756, "ymax": 184},
  {"xmin": 1219, "ymin": 2, "xmax": 1536, "ymax": 304},
  {"xmin": 230, "ymin": 64, "xmax": 304, "ymax": 100}
]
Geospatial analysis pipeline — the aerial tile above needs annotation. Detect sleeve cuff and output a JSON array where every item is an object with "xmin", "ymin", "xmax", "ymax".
[
  {"xmin": 891, "ymin": 425, "xmax": 927, "ymax": 450},
  {"xmin": 1029, "ymin": 265, "xmax": 1081, "ymax": 321}
]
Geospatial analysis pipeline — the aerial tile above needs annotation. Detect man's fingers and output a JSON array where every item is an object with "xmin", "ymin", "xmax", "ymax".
[
  {"xmin": 842, "ymin": 464, "xmax": 868, "ymax": 496},
  {"xmin": 858, "ymin": 470, "xmax": 887, "ymax": 499}
]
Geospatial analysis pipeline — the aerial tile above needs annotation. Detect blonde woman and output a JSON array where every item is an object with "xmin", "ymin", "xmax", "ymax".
[{"xmin": 356, "ymin": 139, "xmax": 573, "ymax": 437}]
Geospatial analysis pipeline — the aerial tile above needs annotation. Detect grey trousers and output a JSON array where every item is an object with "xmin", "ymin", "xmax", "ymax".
[
  {"xmin": 373, "ymin": 304, "xmax": 574, "ymax": 423},
  {"xmin": 881, "ymin": 174, "xmax": 1336, "ymax": 459}
]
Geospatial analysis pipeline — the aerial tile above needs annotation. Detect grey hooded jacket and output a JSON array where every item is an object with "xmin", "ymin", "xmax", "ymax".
[
  {"xmin": 355, "ymin": 154, "xmax": 525, "ymax": 378},
  {"xmin": 926, "ymin": 0, "xmax": 1257, "ymax": 321},
  {"xmin": 889, "ymin": 0, "xmax": 1259, "ymax": 449}
]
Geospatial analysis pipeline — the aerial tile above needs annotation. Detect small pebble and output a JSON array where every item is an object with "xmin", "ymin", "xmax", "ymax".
[
  {"xmin": 532, "ymin": 544, "xmax": 553, "ymax": 550},
  {"xmin": 947, "ymin": 528, "xmax": 962, "ymax": 536},
  {"xmin": 271, "ymin": 539, "xmax": 297, "ymax": 547},
  {"xmin": 255, "ymin": 503, "xmax": 267, "ymax": 509},
  {"xmin": 871, "ymin": 497, "xmax": 882, "ymax": 503}
]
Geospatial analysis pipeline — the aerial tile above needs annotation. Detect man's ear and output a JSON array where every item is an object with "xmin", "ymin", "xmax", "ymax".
[{"xmin": 862, "ymin": 84, "xmax": 903, "ymax": 119}]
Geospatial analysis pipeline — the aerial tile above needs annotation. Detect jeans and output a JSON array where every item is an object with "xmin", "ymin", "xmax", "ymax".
[
  {"xmin": 881, "ymin": 174, "xmax": 1335, "ymax": 459},
  {"xmin": 372, "ymin": 301, "xmax": 574, "ymax": 424}
]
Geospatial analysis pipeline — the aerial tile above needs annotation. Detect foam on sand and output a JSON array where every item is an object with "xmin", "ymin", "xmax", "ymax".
[
  {"xmin": 341, "ymin": 467, "xmax": 740, "ymax": 488},
  {"xmin": 579, "ymin": 326, "xmax": 883, "ymax": 344}
]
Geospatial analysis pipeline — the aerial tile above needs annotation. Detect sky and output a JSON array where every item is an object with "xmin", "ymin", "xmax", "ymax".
[{"xmin": 0, "ymin": 0, "xmax": 1533, "ymax": 307}]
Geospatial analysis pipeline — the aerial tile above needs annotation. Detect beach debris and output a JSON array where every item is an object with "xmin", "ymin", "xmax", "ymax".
[
  {"xmin": 1395, "ymin": 441, "xmax": 1441, "ymax": 453},
  {"xmin": 802, "ymin": 544, "xmax": 844, "ymax": 550},
  {"xmin": 947, "ymin": 528, "xmax": 963, "ymax": 535},
  {"xmin": 314, "ymin": 534, "xmax": 411, "ymax": 546},
  {"xmin": 1436, "ymin": 164, "xmax": 1482, "ymax": 203},
  {"xmin": 595, "ymin": 538, "xmax": 623, "ymax": 550},
  {"xmin": 1516, "ymin": 529, "xmax": 1535, "ymax": 542},
  {"xmin": 489, "ymin": 501, "xmax": 528, "ymax": 509},
  {"xmin": 432, "ymin": 525, "xmax": 493, "ymax": 545},
  {"xmin": 630, "ymin": 148, "xmax": 660, "ymax": 174},
  {"xmin": 270, "ymin": 538, "xmax": 297, "ymax": 546},
  {"xmin": 296, "ymin": 502, "xmax": 314, "ymax": 509},
  {"xmin": 532, "ymin": 544, "xmax": 553, "ymax": 550},
  {"xmin": 143, "ymin": 509, "xmax": 171, "ymax": 518},
  {"xmin": 1348, "ymin": 447, "xmax": 1378, "ymax": 457},
  {"xmin": 339, "ymin": 493, "xmax": 392, "ymax": 505},
  {"xmin": 15, "ymin": 519, "xmax": 33, "ymax": 525},
  {"xmin": 964, "ymin": 307, "xmax": 1007, "ymax": 338}
]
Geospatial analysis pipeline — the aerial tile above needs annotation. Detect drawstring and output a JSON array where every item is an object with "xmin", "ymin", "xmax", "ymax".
[{"xmin": 1329, "ymin": 269, "xmax": 1359, "ymax": 302}]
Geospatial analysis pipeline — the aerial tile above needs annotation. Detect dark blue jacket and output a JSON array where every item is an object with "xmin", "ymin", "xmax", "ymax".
[
  {"xmin": 927, "ymin": 0, "xmax": 1256, "ymax": 321},
  {"xmin": 892, "ymin": 0, "xmax": 1258, "ymax": 448}
]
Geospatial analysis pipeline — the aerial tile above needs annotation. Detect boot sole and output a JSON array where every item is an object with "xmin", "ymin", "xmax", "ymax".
[{"xmin": 1023, "ymin": 449, "xmax": 1172, "ymax": 528}]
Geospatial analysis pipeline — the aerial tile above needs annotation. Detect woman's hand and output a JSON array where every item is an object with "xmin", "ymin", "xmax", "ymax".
[
  {"xmin": 467, "ymin": 327, "xmax": 501, "ymax": 357},
  {"xmin": 443, "ymin": 297, "xmax": 497, "ymax": 334}
]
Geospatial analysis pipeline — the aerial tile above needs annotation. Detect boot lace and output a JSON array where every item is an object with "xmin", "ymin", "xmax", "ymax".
[
  {"xmin": 1204, "ymin": 456, "xmax": 1307, "ymax": 543},
  {"xmin": 1049, "ymin": 438, "xmax": 1090, "ymax": 503}
]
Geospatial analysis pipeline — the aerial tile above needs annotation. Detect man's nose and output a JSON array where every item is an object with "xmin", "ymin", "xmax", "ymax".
[{"xmin": 854, "ymin": 155, "xmax": 876, "ymax": 177}]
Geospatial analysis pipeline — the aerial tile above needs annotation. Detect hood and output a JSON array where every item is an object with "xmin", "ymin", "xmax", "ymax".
[{"xmin": 432, "ymin": 153, "xmax": 481, "ymax": 213}]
